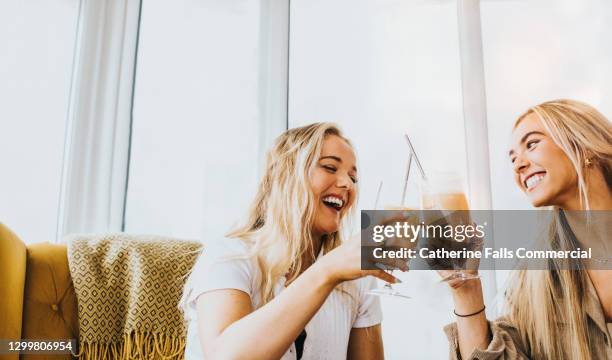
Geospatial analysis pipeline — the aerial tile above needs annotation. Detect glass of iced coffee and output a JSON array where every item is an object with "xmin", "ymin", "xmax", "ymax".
[{"xmin": 419, "ymin": 172, "xmax": 481, "ymax": 282}]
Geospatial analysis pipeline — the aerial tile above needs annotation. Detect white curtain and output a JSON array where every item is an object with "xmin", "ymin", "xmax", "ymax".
[{"xmin": 57, "ymin": 0, "xmax": 141, "ymax": 240}]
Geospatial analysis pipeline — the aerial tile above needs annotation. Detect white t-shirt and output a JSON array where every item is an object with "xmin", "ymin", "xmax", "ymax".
[{"xmin": 181, "ymin": 237, "xmax": 382, "ymax": 360}]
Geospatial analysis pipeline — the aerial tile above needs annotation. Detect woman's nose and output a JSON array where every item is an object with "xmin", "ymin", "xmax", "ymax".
[
  {"xmin": 336, "ymin": 173, "xmax": 353, "ymax": 189},
  {"xmin": 513, "ymin": 153, "xmax": 529, "ymax": 173}
]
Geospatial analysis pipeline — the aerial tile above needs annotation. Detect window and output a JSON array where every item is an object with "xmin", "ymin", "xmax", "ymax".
[
  {"xmin": 0, "ymin": 0, "xmax": 79, "ymax": 244},
  {"xmin": 123, "ymin": 0, "xmax": 276, "ymax": 240}
]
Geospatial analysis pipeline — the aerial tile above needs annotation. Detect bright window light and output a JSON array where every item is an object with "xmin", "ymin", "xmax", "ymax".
[{"xmin": 0, "ymin": 0, "xmax": 79, "ymax": 244}]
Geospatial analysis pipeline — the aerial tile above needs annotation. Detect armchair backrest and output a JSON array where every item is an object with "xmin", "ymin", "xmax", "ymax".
[
  {"xmin": 0, "ymin": 223, "xmax": 27, "ymax": 360},
  {"xmin": 0, "ymin": 224, "xmax": 78, "ymax": 360}
]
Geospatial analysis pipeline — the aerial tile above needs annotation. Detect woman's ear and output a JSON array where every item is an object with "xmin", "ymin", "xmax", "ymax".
[{"xmin": 585, "ymin": 153, "xmax": 612, "ymax": 190}]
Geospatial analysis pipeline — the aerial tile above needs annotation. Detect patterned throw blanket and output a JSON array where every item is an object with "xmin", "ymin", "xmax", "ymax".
[{"xmin": 67, "ymin": 234, "xmax": 202, "ymax": 360}]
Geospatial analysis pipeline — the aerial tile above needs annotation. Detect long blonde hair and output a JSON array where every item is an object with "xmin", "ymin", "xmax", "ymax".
[
  {"xmin": 227, "ymin": 123, "xmax": 357, "ymax": 306},
  {"xmin": 507, "ymin": 99, "xmax": 612, "ymax": 359}
]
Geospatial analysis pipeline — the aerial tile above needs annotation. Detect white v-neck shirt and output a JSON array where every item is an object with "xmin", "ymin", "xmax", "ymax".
[{"xmin": 181, "ymin": 237, "xmax": 382, "ymax": 360}]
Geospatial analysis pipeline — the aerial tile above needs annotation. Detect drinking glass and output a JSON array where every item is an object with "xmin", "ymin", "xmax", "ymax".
[
  {"xmin": 366, "ymin": 177, "xmax": 414, "ymax": 299},
  {"xmin": 419, "ymin": 172, "xmax": 481, "ymax": 282}
]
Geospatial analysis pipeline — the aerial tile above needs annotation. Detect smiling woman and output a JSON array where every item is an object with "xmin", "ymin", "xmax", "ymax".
[
  {"xmin": 312, "ymin": 139, "xmax": 358, "ymax": 238},
  {"xmin": 443, "ymin": 99, "xmax": 612, "ymax": 360},
  {"xmin": 180, "ymin": 123, "xmax": 396, "ymax": 360},
  {"xmin": 510, "ymin": 100, "xmax": 612, "ymax": 210},
  {"xmin": 510, "ymin": 115, "xmax": 582, "ymax": 208}
]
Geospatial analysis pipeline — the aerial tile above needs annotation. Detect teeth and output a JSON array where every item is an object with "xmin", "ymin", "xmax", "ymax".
[
  {"xmin": 525, "ymin": 173, "xmax": 545, "ymax": 190},
  {"xmin": 323, "ymin": 196, "xmax": 344, "ymax": 208}
]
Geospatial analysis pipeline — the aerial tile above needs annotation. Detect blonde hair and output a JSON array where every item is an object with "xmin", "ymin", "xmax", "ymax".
[
  {"xmin": 227, "ymin": 122, "xmax": 357, "ymax": 306},
  {"xmin": 507, "ymin": 99, "xmax": 612, "ymax": 359}
]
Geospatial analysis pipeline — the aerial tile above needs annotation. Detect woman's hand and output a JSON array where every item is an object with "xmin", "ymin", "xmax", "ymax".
[
  {"xmin": 316, "ymin": 233, "xmax": 402, "ymax": 286},
  {"xmin": 425, "ymin": 210, "xmax": 483, "ymax": 287},
  {"xmin": 437, "ymin": 269, "xmax": 480, "ymax": 290}
]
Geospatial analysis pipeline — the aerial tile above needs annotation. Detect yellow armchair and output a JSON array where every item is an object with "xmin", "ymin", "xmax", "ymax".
[{"xmin": 0, "ymin": 224, "xmax": 78, "ymax": 360}]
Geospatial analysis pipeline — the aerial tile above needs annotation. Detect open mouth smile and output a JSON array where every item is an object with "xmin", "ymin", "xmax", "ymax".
[
  {"xmin": 322, "ymin": 195, "xmax": 344, "ymax": 212},
  {"xmin": 524, "ymin": 171, "xmax": 546, "ymax": 191}
]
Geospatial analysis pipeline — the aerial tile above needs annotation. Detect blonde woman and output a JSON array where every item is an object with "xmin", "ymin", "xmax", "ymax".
[
  {"xmin": 444, "ymin": 99, "xmax": 612, "ymax": 359},
  {"xmin": 181, "ymin": 123, "xmax": 395, "ymax": 360}
]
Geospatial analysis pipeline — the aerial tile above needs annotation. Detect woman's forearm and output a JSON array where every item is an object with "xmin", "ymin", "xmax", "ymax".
[
  {"xmin": 211, "ymin": 261, "xmax": 339, "ymax": 360},
  {"xmin": 452, "ymin": 280, "xmax": 491, "ymax": 359}
]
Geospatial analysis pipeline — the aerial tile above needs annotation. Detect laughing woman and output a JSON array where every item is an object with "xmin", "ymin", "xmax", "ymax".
[
  {"xmin": 444, "ymin": 100, "xmax": 612, "ymax": 359},
  {"xmin": 181, "ymin": 123, "xmax": 394, "ymax": 360}
]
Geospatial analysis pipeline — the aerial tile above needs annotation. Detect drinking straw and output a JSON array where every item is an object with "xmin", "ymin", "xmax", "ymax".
[
  {"xmin": 400, "ymin": 154, "xmax": 412, "ymax": 207},
  {"xmin": 404, "ymin": 134, "xmax": 427, "ymax": 180},
  {"xmin": 374, "ymin": 180, "xmax": 383, "ymax": 210}
]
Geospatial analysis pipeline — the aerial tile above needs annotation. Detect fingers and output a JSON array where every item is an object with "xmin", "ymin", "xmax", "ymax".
[
  {"xmin": 439, "ymin": 272, "xmax": 465, "ymax": 289},
  {"xmin": 367, "ymin": 269, "xmax": 401, "ymax": 284},
  {"xmin": 374, "ymin": 258, "xmax": 409, "ymax": 272},
  {"xmin": 380, "ymin": 213, "xmax": 415, "ymax": 227},
  {"xmin": 437, "ymin": 270, "xmax": 479, "ymax": 289}
]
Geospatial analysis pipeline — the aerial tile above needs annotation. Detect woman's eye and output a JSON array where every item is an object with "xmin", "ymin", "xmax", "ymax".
[
  {"xmin": 526, "ymin": 139, "xmax": 539, "ymax": 150},
  {"xmin": 510, "ymin": 157, "xmax": 516, "ymax": 164},
  {"xmin": 350, "ymin": 176, "xmax": 358, "ymax": 184},
  {"xmin": 322, "ymin": 165, "xmax": 336, "ymax": 172}
]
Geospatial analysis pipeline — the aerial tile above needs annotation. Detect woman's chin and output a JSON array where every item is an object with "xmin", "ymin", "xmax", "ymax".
[
  {"xmin": 314, "ymin": 223, "xmax": 340, "ymax": 237},
  {"xmin": 528, "ymin": 192, "xmax": 552, "ymax": 208}
]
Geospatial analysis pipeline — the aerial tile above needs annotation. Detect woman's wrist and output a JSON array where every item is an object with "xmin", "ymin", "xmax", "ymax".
[
  {"xmin": 310, "ymin": 258, "xmax": 341, "ymax": 287},
  {"xmin": 451, "ymin": 279, "xmax": 485, "ymax": 314},
  {"xmin": 451, "ymin": 277, "xmax": 482, "ymax": 295}
]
